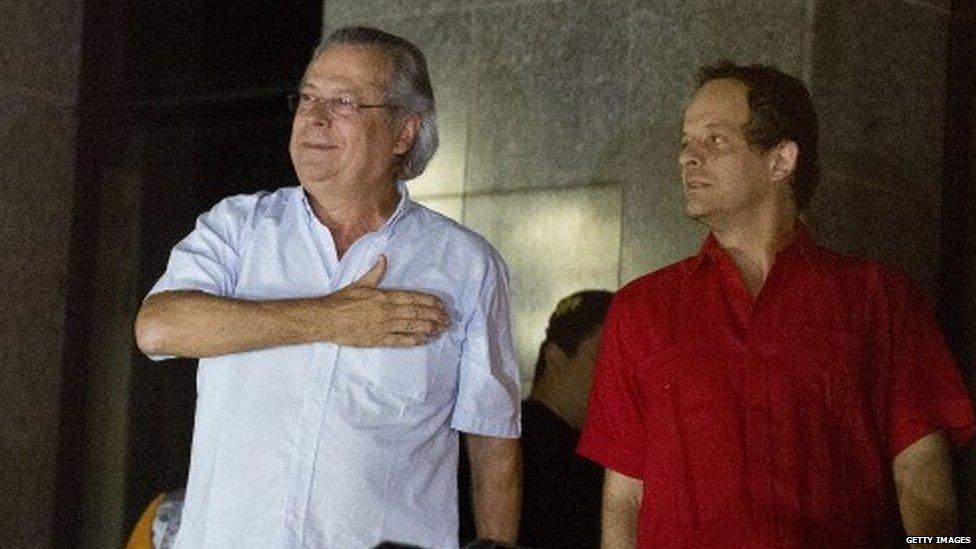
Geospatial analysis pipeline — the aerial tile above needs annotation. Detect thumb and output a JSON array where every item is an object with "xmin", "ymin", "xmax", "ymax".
[{"xmin": 353, "ymin": 254, "xmax": 387, "ymax": 287}]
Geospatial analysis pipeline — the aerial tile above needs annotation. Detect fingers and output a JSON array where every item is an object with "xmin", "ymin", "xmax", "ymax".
[
  {"xmin": 343, "ymin": 288, "xmax": 449, "ymax": 326},
  {"xmin": 380, "ymin": 333, "xmax": 430, "ymax": 348},
  {"xmin": 389, "ymin": 318, "xmax": 442, "ymax": 336},
  {"xmin": 353, "ymin": 254, "xmax": 387, "ymax": 288},
  {"xmin": 391, "ymin": 301, "xmax": 450, "ymax": 328},
  {"xmin": 373, "ymin": 288, "xmax": 449, "ymax": 326},
  {"xmin": 385, "ymin": 289, "xmax": 444, "ymax": 308},
  {"xmin": 322, "ymin": 265, "xmax": 456, "ymax": 348},
  {"xmin": 405, "ymin": 303, "xmax": 448, "ymax": 329}
]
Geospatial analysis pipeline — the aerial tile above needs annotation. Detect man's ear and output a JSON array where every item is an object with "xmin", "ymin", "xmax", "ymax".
[
  {"xmin": 768, "ymin": 140, "xmax": 799, "ymax": 184},
  {"xmin": 392, "ymin": 114, "xmax": 421, "ymax": 155},
  {"xmin": 543, "ymin": 341, "xmax": 568, "ymax": 373}
]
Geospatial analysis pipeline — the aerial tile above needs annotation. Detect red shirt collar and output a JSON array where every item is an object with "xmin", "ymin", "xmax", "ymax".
[{"xmin": 684, "ymin": 222, "xmax": 820, "ymax": 282}]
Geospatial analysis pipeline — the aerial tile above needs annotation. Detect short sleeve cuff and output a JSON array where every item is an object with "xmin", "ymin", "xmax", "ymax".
[
  {"xmin": 147, "ymin": 276, "xmax": 223, "ymax": 298},
  {"xmin": 453, "ymin": 411, "xmax": 520, "ymax": 439},
  {"xmin": 577, "ymin": 429, "xmax": 643, "ymax": 479},
  {"xmin": 890, "ymin": 416, "xmax": 976, "ymax": 458}
]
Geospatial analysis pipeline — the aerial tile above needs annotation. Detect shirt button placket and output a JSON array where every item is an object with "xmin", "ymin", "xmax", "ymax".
[
  {"xmin": 285, "ymin": 343, "xmax": 338, "ymax": 545},
  {"xmin": 743, "ymin": 336, "xmax": 772, "ymax": 520}
]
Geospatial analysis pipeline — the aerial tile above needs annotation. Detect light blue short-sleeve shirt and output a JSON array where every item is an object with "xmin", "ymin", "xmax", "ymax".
[{"xmin": 148, "ymin": 183, "xmax": 521, "ymax": 549}]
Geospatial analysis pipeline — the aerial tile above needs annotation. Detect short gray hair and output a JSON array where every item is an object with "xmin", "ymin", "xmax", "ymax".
[{"xmin": 313, "ymin": 26, "xmax": 438, "ymax": 181}]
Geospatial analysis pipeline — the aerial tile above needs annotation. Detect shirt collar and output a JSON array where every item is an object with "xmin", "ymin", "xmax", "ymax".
[
  {"xmin": 683, "ymin": 221, "xmax": 820, "ymax": 282},
  {"xmin": 384, "ymin": 181, "xmax": 414, "ymax": 238},
  {"xmin": 778, "ymin": 221, "xmax": 820, "ymax": 273},
  {"xmin": 300, "ymin": 181, "xmax": 414, "ymax": 240}
]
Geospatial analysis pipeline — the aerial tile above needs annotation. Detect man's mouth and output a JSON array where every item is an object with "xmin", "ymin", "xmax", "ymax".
[{"xmin": 302, "ymin": 142, "xmax": 337, "ymax": 151}]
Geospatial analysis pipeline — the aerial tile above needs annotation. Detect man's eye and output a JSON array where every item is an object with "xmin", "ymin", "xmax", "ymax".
[
  {"xmin": 708, "ymin": 134, "xmax": 725, "ymax": 144},
  {"xmin": 337, "ymin": 98, "xmax": 356, "ymax": 107},
  {"xmin": 300, "ymin": 92, "xmax": 316, "ymax": 102}
]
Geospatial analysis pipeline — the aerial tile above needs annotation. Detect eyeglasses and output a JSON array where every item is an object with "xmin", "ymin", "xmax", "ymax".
[{"xmin": 287, "ymin": 92, "xmax": 394, "ymax": 117}]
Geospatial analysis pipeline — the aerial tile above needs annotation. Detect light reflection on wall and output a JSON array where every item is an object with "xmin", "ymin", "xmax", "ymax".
[
  {"xmin": 463, "ymin": 184, "xmax": 621, "ymax": 395},
  {"xmin": 408, "ymin": 99, "xmax": 467, "ymax": 222}
]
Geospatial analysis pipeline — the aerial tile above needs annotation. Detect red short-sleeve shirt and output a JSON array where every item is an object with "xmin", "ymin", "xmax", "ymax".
[{"xmin": 578, "ymin": 227, "xmax": 974, "ymax": 548}]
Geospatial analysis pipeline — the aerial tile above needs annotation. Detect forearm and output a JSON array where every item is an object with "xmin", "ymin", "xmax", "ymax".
[
  {"xmin": 136, "ymin": 257, "xmax": 450, "ymax": 358},
  {"xmin": 602, "ymin": 469, "xmax": 642, "ymax": 549},
  {"xmin": 895, "ymin": 432, "xmax": 958, "ymax": 546},
  {"xmin": 466, "ymin": 435, "xmax": 521, "ymax": 543},
  {"xmin": 135, "ymin": 290, "xmax": 327, "ymax": 358}
]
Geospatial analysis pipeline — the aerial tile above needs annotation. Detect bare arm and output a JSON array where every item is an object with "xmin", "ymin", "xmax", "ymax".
[
  {"xmin": 602, "ymin": 469, "xmax": 643, "ymax": 549},
  {"xmin": 465, "ymin": 434, "xmax": 521, "ymax": 543},
  {"xmin": 894, "ymin": 431, "xmax": 958, "ymax": 547},
  {"xmin": 134, "ymin": 256, "xmax": 448, "ymax": 357}
]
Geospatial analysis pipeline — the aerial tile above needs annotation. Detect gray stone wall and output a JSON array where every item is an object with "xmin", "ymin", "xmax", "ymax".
[
  {"xmin": 322, "ymin": 0, "xmax": 952, "ymax": 389},
  {"xmin": 810, "ymin": 0, "xmax": 949, "ymax": 293},
  {"xmin": 0, "ymin": 0, "xmax": 84, "ymax": 546}
]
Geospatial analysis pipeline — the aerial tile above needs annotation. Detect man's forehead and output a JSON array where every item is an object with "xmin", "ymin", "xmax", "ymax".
[
  {"xmin": 302, "ymin": 44, "xmax": 392, "ymax": 90},
  {"xmin": 683, "ymin": 78, "xmax": 750, "ymax": 127}
]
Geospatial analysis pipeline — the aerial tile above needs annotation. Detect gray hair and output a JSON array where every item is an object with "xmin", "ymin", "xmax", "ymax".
[{"xmin": 313, "ymin": 26, "xmax": 438, "ymax": 181}]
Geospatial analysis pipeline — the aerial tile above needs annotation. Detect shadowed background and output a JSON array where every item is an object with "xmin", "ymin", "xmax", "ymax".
[{"xmin": 0, "ymin": 0, "xmax": 973, "ymax": 547}]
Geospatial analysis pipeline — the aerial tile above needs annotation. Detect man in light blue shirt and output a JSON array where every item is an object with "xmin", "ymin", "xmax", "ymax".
[{"xmin": 135, "ymin": 26, "xmax": 522, "ymax": 549}]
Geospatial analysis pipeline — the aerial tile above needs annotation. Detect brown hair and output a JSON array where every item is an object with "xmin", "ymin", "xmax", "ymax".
[{"xmin": 697, "ymin": 60, "xmax": 820, "ymax": 210}]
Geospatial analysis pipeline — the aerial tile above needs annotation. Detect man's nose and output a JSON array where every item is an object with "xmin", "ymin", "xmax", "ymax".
[
  {"xmin": 678, "ymin": 143, "xmax": 702, "ymax": 169},
  {"xmin": 306, "ymin": 103, "xmax": 335, "ymax": 125}
]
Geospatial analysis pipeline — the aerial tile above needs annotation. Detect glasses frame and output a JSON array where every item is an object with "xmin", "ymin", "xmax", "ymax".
[{"xmin": 287, "ymin": 92, "xmax": 395, "ymax": 117}]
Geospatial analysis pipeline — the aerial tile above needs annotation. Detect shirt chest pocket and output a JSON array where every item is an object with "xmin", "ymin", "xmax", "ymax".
[
  {"xmin": 767, "ymin": 329, "xmax": 867, "ymax": 412},
  {"xmin": 651, "ymin": 346, "xmax": 743, "ymax": 441},
  {"xmin": 333, "ymin": 335, "xmax": 460, "ymax": 426}
]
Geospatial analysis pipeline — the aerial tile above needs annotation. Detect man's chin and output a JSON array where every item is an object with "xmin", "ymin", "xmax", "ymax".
[
  {"xmin": 296, "ymin": 166, "xmax": 340, "ymax": 186},
  {"xmin": 684, "ymin": 203, "xmax": 708, "ymax": 221}
]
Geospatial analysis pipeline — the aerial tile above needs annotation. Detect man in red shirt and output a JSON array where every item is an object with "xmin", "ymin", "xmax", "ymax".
[{"xmin": 577, "ymin": 61, "xmax": 975, "ymax": 548}]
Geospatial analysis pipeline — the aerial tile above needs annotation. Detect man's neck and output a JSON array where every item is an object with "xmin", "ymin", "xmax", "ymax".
[
  {"xmin": 530, "ymin": 381, "xmax": 585, "ymax": 431},
  {"xmin": 709, "ymin": 206, "xmax": 799, "ymax": 298},
  {"xmin": 305, "ymin": 180, "xmax": 400, "ymax": 257}
]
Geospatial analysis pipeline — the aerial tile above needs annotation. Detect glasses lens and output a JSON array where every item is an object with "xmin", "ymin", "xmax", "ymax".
[{"xmin": 332, "ymin": 100, "xmax": 360, "ymax": 117}]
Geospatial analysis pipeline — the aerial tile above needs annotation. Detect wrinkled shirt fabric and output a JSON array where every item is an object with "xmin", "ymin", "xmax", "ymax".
[
  {"xmin": 148, "ymin": 183, "xmax": 521, "ymax": 549},
  {"xmin": 579, "ymin": 226, "xmax": 975, "ymax": 548}
]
